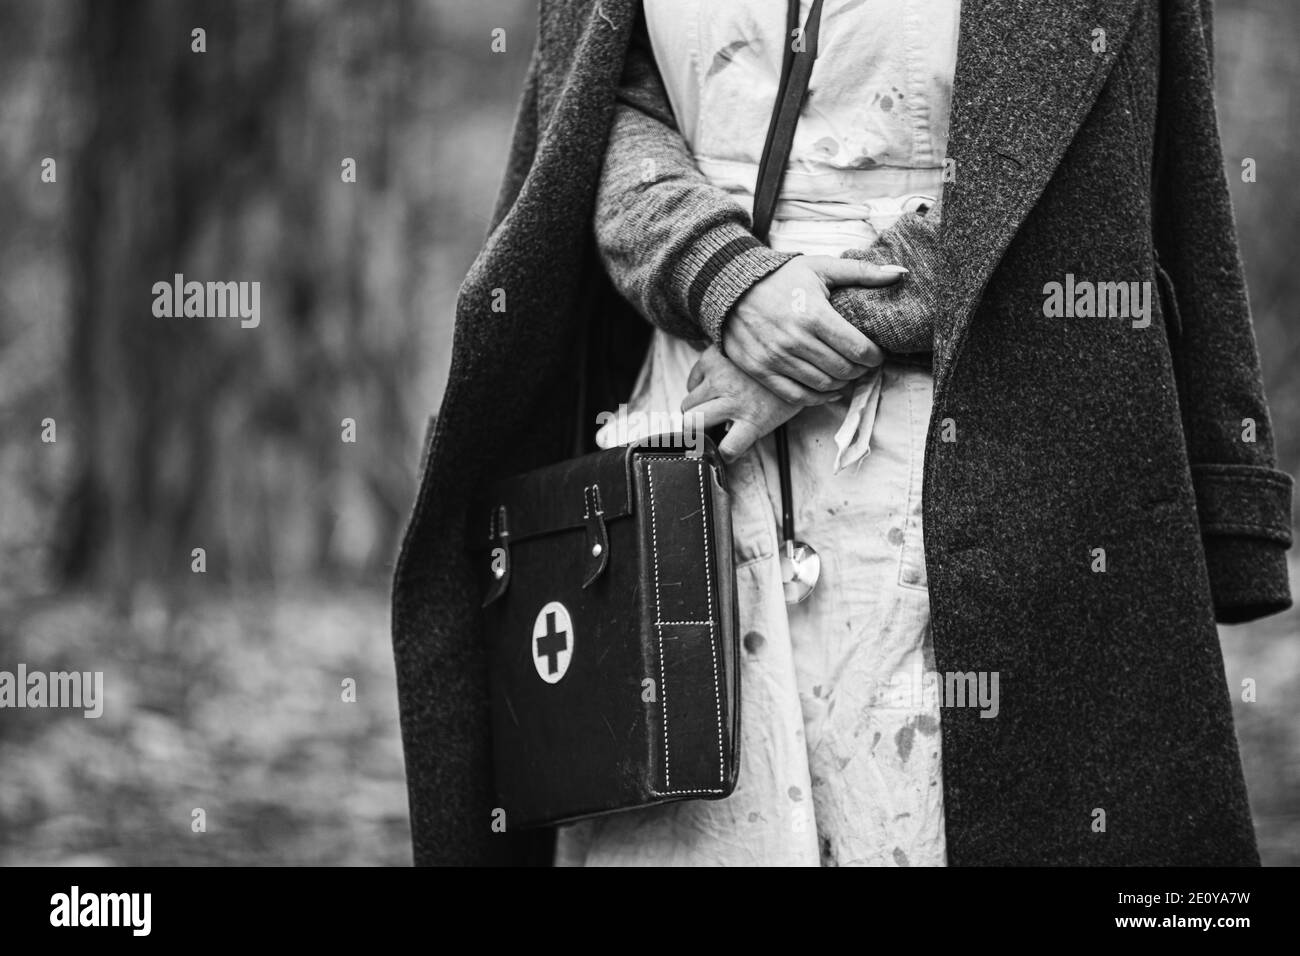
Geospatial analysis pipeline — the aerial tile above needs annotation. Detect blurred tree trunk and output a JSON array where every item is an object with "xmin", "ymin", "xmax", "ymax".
[
  {"xmin": 48, "ymin": 0, "xmax": 523, "ymax": 594},
  {"xmin": 57, "ymin": 0, "xmax": 254, "ymax": 592},
  {"xmin": 59, "ymin": 0, "xmax": 157, "ymax": 590}
]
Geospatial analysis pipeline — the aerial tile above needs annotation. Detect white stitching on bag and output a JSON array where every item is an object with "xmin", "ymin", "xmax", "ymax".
[
  {"xmin": 696, "ymin": 460, "xmax": 725, "ymax": 786},
  {"xmin": 647, "ymin": 463, "xmax": 670, "ymax": 790},
  {"xmin": 649, "ymin": 459, "xmax": 726, "ymax": 797}
]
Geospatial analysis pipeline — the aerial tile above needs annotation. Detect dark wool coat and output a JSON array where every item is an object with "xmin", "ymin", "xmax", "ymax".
[{"xmin": 392, "ymin": 0, "xmax": 1293, "ymax": 866}]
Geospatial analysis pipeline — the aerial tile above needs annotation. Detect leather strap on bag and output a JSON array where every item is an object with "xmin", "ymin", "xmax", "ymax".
[{"xmin": 753, "ymin": 0, "xmax": 824, "ymax": 545}]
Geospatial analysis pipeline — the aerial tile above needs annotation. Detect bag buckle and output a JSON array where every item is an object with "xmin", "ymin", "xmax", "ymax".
[
  {"xmin": 482, "ymin": 505, "xmax": 511, "ymax": 607},
  {"xmin": 582, "ymin": 484, "xmax": 609, "ymax": 588}
]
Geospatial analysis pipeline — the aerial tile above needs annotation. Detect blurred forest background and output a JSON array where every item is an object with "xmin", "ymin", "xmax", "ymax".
[{"xmin": 0, "ymin": 0, "xmax": 1296, "ymax": 865}]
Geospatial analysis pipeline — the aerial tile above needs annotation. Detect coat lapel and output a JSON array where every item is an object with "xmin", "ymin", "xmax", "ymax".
[{"xmin": 933, "ymin": 0, "xmax": 1142, "ymax": 393}]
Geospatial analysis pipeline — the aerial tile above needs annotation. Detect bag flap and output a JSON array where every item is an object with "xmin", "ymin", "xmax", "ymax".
[{"xmin": 469, "ymin": 435, "xmax": 721, "ymax": 552}]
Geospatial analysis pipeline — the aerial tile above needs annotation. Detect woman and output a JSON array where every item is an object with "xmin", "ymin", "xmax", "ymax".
[
  {"xmin": 392, "ymin": 0, "xmax": 1292, "ymax": 866},
  {"xmin": 558, "ymin": 0, "xmax": 956, "ymax": 867}
]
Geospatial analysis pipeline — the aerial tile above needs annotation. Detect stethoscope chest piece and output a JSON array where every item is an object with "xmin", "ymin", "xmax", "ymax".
[{"xmin": 780, "ymin": 538, "xmax": 821, "ymax": 604}]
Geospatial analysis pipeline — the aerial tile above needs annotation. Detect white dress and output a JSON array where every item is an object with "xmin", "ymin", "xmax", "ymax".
[{"xmin": 557, "ymin": 0, "xmax": 961, "ymax": 867}]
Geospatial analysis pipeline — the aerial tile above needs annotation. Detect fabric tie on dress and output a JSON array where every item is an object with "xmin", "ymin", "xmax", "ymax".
[{"xmin": 832, "ymin": 370, "xmax": 884, "ymax": 473}]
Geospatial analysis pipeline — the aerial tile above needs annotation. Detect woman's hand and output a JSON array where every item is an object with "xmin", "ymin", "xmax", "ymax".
[
  {"xmin": 682, "ymin": 345, "xmax": 824, "ymax": 462},
  {"xmin": 722, "ymin": 255, "xmax": 905, "ymax": 404}
]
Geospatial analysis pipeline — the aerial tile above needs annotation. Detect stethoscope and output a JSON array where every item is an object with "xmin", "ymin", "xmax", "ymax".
[
  {"xmin": 747, "ymin": 0, "xmax": 935, "ymax": 604},
  {"xmin": 775, "ymin": 429, "xmax": 821, "ymax": 604},
  {"xmin": 754, "ymin": 0, "xmax": 827, "ymax": 605}
]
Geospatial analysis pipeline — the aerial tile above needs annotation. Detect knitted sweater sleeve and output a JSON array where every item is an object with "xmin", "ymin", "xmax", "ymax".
[
  {"xmin": 595, "ymin": 8, "xmax": 944, "ymax": 354},
  {"xmin": 593, "ymin": 8, "xmax": 795, "ymax": 345}
]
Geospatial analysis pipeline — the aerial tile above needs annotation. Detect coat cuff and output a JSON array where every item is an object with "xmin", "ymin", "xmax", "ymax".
[
  {"xmin": 671, "ymin": 222, "xmax": 797, "ymax": 345},
  {"xmin": 1192, "ymin": 463, "xmax": 1294, "ymax": 624}
]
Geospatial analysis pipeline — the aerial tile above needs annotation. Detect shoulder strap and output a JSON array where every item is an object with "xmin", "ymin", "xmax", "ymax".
[{"xmin": 752, "ymin": 0, "xmax": 825, "ymax": 241}]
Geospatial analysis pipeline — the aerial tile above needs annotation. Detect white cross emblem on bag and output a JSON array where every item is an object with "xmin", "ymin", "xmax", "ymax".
[{"xmin": 532, "ymin": 601, "xmax": 574, "ymax": 684}]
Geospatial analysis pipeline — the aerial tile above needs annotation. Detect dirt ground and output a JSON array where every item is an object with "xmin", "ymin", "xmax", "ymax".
[
  {"xmin": 0, "ymin": 586, "xmax": 410, "ymax": 865},
  {"xmin": 1, "ymin": 561, "xmax": 1296, "ymax": 866}
]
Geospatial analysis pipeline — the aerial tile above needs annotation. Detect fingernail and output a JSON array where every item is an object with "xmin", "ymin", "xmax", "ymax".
[{"xmin": 879, "ymin": 265, "xmax": 909, "ymax": 275}]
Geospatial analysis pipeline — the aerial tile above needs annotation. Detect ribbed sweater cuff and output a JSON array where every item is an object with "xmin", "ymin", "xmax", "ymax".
[{"xmin": 670, "ymin": 222, "xmax": 797, "ymax": 345}]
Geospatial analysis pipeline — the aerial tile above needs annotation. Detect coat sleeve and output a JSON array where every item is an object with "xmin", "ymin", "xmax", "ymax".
[
  {"xmin": 595, "ymin": 8, "xmax": 943, "ymax": 353},
  {"xmin": 1155, "ymin": 0, "xmax": 1293, "ymax": 623}
]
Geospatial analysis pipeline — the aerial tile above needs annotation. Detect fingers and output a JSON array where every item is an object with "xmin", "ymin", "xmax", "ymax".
[
  {"xmin": 722, "ymin": 255, "xmax": 895, "ymax": 389},
  {"xmin": 684, "ymin": 354, "xmax": 828, "ymax": 413},
  {"xmin": 731, "ymin": 321, "xmax": 858, "ymax": 392},
  {"xmin": 681, "ymin": 381, "xmax": 714, "ymax": 413},
  {"xmin": 680, "ymin": 396, "xmax": 732, "ymax": 431},
  {"xmin": 758, "ymin": 370, "xmax": 836, "ymax": 407},
  {"xmin": 774, "ymin": 353, "xmax": 848, "ymax": 394},
  {"xmin": 811, "ymin": 305, "xmax": 886, "ymax": 368},
  {"xmin": 718, "ymin": 418, "xmax": 763, "ymax": 463},
  {"xmin": 788, "ymin": 324, "xmax": 870, "ymax": 381},
  {"xmin": 684, "ymin": 346, "xmax": 732, "ymax": 411},
  {"xmin": 686, "ymin": 358, "xmax": 707, "ymax": 393},
  {"xmin": 684, "ymin": 402, "xmax": 783, "ymax": 463},
  {"xmin": 808, "ymin": 256, "xmax": 909, "ymax": 288}
]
